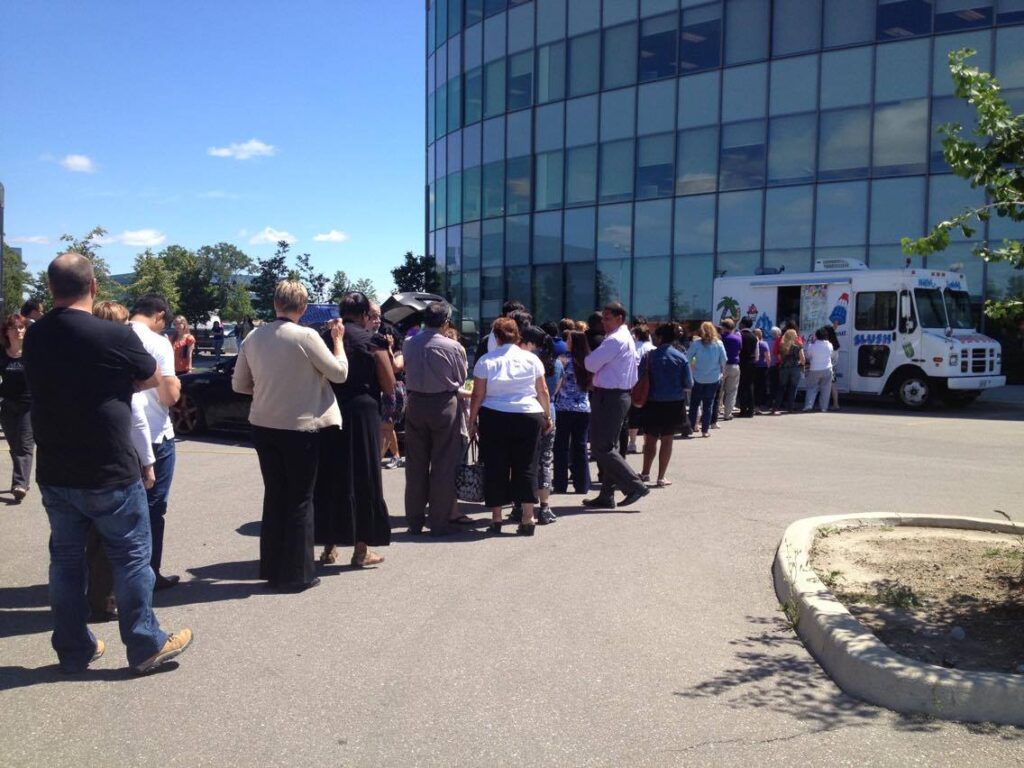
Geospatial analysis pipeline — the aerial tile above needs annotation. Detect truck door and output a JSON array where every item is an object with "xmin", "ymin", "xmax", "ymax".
[
  {"xmin": 850, "ymin": 290, "xmax": 898, "ymax": 395},
  {"xmin": 827, "ymin": 285, "xmax": 852, "ymax": 393}
]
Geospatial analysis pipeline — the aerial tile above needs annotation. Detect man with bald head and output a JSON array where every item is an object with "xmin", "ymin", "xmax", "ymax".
[{"xmin": 22, "ymin": 252, "xmax": 192, "ymax": 674}]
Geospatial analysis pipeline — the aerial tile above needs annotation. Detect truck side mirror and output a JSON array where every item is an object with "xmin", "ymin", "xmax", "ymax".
[{"xmin": 899, "ymin": 294, "xmax": 916, "ymax": 334}]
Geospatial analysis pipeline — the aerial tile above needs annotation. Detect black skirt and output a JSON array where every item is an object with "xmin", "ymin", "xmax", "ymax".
[
  {"xmin": 641, "ymin": 400, "xmax": 685, "ymax": 437},
  {"xmin": 314, "ymin": 395, "xmax": 391, "ymax": 547}
]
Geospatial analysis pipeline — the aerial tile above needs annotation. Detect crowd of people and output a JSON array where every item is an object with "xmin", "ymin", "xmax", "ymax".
[{"xmin": 11, "ymin": 251, "xmax": 841, "ymax": 675}]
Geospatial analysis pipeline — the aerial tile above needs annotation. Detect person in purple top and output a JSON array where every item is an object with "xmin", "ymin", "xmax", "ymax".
[
  {"xmin": 754, "ymin": 328, "xmax": 771, "ymax": 411},
  {"xmin": 719, "ymin": 318, "xmax": 742, "ymax": 421}
]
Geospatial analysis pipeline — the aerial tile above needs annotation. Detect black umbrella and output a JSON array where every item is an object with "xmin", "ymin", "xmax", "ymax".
[{"xmin": 380, "ymin": 292, "xmax": 445, "ymax": 329}]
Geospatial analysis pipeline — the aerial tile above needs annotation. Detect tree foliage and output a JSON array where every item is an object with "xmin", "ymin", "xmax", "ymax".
[
  {"xmin": 222, "ymin": 280, "xmax": 255, "ymax": 322},
  {"xmin": 903, "ymin": 48, "xmax": 1024, "ymax": 326},
  {"xmin": 59, "ymin": 226, "xmax": 122, "ymax": 301},
  {"xmin": 126, "ymin": 249, "xmax": 180, "ymax": 308},
  {"xmin": 296, "ymin": 253, "xmax": 329, "ymax": 303},
  {"xmin": 250, "ymin": 241, "xmax": 292, "ymax": 320},
  {"xmin": 391, "ymin": 251, "xmax": 440, "ymax": 294},
  {"xmin": 2, "ymin": 244, "xmax": 30, "ymax": 315}
]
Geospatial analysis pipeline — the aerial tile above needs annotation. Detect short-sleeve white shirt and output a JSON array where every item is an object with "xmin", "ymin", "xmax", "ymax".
[
  {"xmin": 473, "ymin": 343, "xmax": 545, "ymax": 414},
  {"xmin": 131, "ymin": 321, "xmax": 176, "ymax": 443}
]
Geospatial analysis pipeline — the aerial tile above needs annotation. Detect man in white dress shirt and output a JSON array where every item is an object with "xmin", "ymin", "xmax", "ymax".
[
  {"xmin": 582, "ymin": 302, "xmax": 649, "ymax": 510},
  {"xmin": 129, "ymin": 295, "xmax": 182, "ymax": 590}
]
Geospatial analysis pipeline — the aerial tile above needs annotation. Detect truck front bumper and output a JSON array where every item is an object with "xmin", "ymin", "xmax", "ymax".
[{"xmin": 947, "ymin": 375, "xmax": 1006, "ymax": 391}]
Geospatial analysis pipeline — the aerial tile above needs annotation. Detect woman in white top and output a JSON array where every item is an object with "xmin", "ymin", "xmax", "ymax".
[
  {"xmin": 467, "ymin": 317, "xmax": 553, "ymax": 537},
  {"xmin": 802, "ymin": 327, "xmax": 834, "ymax": 413}
]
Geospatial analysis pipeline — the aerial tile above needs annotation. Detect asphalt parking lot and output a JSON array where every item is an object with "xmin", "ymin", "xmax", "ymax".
[{"xmin": 2, "ymin": 395, "xmax": 1023, "ymax": 767}]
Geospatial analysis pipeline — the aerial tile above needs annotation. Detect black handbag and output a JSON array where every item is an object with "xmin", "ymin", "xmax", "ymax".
[{"xmin": 455, "ymin": 440, "xmax": 485, "ymax": 503}]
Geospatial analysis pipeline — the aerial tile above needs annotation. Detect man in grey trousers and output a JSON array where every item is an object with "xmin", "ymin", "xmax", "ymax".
[
  {"xmin": 402, "ymin": 302, "xmax": 468, "ymax": 536},
  {"xmin": 582, "ymin": 303, "xmax": 650, "ymax": 510}
]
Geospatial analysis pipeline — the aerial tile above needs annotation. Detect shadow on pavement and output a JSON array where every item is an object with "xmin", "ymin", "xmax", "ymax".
[
  {"xmin": 674, "ymin": 615, "xmax": 1024, "ymax": 739},
  {"xmin": 0, "ymin": 661, "xmax": 179, "ymax": 692},
  {"xmin": 236, "ymin": 521, "xmax": 261, "ymax": 537}
]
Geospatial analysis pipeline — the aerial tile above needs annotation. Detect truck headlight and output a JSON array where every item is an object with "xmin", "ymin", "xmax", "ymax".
[{"xmin": 949, "ymin": 354, "xmax": 958, "ymax": 366}]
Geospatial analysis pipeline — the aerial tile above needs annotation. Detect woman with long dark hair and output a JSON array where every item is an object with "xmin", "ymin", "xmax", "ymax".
[
  {"xmin": 0, "ymin": 314, "xmax": 33, "ymax": 501},
  {"xmin": 315, "ymin": 292, "xmax": 395, "ymax": 567},
  {"xmin": 553, "ymin": 330, "xmax": 592, "ymax": 494},
  {"xmin": 640, "ymin": 323, "xmax": 692, "ymax": 486}
]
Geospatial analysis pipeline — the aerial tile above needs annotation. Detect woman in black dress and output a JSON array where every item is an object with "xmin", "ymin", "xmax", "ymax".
[
  {"xmin": 315, "ymin": 292, "xmax": 396, "ymax": 567},
  {"xmin": 0, "ymin": 313, "xmax": 34, "ymax": 501}
]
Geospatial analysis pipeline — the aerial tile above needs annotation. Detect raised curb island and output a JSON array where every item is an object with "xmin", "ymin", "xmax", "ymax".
[{"xmin": 773, "ymin": 512, "xmax": 1024, "ymax": 726}]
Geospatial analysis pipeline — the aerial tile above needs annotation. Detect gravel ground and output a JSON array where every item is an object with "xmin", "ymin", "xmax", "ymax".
[{"xmin": 2, "ymin": 397, "xmax": 1023, "ymax": 767}]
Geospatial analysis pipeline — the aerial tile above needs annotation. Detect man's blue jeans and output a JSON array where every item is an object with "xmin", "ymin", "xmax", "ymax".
[
  {"xmin": 42, "ymin": 481, "xmax": 167, "ymax": 671},
  {"xmin": 148, "ymin": 439, "xmax": 176, "ymax": 574}
]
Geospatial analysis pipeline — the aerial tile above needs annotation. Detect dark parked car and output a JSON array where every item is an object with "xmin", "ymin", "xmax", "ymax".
[{"xmin": 171, "ymin": 357, "xmax": 251, "ymax": 435}]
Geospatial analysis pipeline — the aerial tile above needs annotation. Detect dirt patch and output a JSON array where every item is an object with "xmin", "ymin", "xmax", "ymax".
[{"xmin": 810, "ymin": 526, "xmax": 1024, "ymax": 673}]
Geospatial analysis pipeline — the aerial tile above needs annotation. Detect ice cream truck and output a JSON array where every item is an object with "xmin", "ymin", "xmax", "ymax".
[{"xmin": 711, "ymin": 257, "xmax": 1005, "ymax": 408}]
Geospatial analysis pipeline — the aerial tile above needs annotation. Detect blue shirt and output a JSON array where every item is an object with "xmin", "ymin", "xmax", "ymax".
[
  {"xmin": 641, "ymin": 345, "xmax": 693, "ymax": 402},
  {"xmin": 689, "ymin": 340, "xmax": 727, "ymax": 384},
  {"xmin": 554, "ymin": 358, "xmax": 591, "ymax": 413},
  {"xmin": 545, "ymin": 358, "xmax": 564, "ymax": 400}
]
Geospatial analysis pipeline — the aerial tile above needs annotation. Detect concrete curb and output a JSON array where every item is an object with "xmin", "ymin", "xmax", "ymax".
[{"xmin": 773, "ymin": 512, "xmax": 1024, "ymax": 726}]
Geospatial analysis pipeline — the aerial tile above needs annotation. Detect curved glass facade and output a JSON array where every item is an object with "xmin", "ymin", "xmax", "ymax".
[{"xmin": 426, "ymin": 0, "xmax": 1024, "ymax": 326}]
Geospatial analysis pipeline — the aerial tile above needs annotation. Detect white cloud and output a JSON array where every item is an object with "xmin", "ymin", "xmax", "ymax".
[
  {"xmin": 9, "ymin": 235, "xmax": 50, "ymax": 245},
  {"xmin": 97, "ymin": 229, "xmax": 168, "ymax": 248},
  {"xmin": 207, "ymin": 139, "xmax": 277, "ymax": 161},
  {"xmin": 249, "ymin": 226, "xmax": 296, "ymax": 245},
  {"xmin": 60, "ymin": 154, "xmax": 97, "ymax": 173},
  {"xmin": 313, "ymin": 229, "xmax": 350, "ymax": 243}
]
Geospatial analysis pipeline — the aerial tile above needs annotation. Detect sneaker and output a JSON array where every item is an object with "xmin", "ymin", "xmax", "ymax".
[
  {"xmin": 91, "ymin": 639, "xmax": 106, "ymax": 663},
  {"xmin": 710, "ymin": 423, "xmax": 721, "ymax": 430},
  {"xmin": 395, "ymin": 456, "xmax": 406, "ymax": 468},
  {"xmin": 133, "ymin": 628, "xmax": 193, "ymax": 674},
  {"xmin": 537, "ymin": 506, "xmax": 557, "ymax": 525},
  {"xmin": 381, "ymin": 458, "xmax": 397, "ymax": 469},
  {"xmin": 12, "ymin": 486, "xmax": 27, "ymax": 501}
]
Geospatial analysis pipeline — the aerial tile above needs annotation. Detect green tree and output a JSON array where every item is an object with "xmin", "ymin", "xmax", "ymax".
[
  {"xmin": 328, "ymin": 270, "xmax": 352, "ymax": 304},
  {"xmin": 26, "ymin": 269, "xmax": 51, "ymax": 306},
  {"xmin": 126, "ymin": 249, "xmax": 180, "ymax": 308},
  {"xmin": 351, "ymin": 278, "xmax": 378, "ymax": 302},
  {"xmin": 58, "ymin": 226, "xmax": 121, "ymax": 301},
  {"xmin": 161, "ymin": 245, "xmax": 214, "ymax": 326},
  {"xmin": 296, "ymin": 253, "xmax": 329, "ymax": 303},
  {"xmin": 391, "ymin": 251, "xmax": 440, "ymax": 294},
  {"xmin": 222, "ymin": 280, "xmax": 255, "ymax": 322},
  {"xmin": 250, "ymin": 241, "xmax": 291, "ymax": 320},
  {"xmin": 196, "ymin": 242, "xmax": 253, "ymax": 311},
  {"xmin": 2, "ymin": 244, "xmax": 30, "ymax": 315}
]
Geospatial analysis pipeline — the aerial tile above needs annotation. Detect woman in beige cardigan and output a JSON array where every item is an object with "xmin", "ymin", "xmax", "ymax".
[{"xmin": 232, "ymin": 281, "xmax": 348, "ymax": 592}]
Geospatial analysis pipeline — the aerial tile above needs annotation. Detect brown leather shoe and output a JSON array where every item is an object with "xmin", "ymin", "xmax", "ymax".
[{"xmin": 133, "ymin": 628, "xmax": 193, "ymax": 674}]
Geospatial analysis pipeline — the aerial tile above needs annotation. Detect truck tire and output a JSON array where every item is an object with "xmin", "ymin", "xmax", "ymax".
[{"xmin": 893, "ymin": 371, "xmax": 932, "ymax": 409}]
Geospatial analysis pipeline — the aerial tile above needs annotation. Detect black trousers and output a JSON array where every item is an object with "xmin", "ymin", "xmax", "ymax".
[
  {"xmin": 478, "ymin": 408, "xmax": 544, "ymax": 508},
  {"xmin": 754, "ymin": 366, "xmax": 769, "ymax": 407},
  {"xmin": 590, "ymin": 388, "xmax": 644, "ymax": 498},
  {"xmin": 738, "ymin": 362, "xmax": 756, "ymax": 416},
  {"xmin": 0, "ymin": 401, "xmax": 34, "ymax": 490},
  {"xmin": 252, "ymin": 426, "xmax": 319, "ymax": 587},
  {"xmin": 553, "ymin": 410, "xmax": 591, "ymax": 494}
]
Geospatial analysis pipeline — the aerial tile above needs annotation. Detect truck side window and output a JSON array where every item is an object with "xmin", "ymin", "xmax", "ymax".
[{"xmin": 855, "ymin": 292, "xmax": 897, "ymax": 331}]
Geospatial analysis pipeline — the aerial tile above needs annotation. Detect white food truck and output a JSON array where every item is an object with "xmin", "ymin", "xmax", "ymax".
[{"xmin": 712, "ymin": 258, "xmax": 1005, "ymax": 408}]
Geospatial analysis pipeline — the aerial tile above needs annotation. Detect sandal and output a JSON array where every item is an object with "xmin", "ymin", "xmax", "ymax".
[
  {"xmin": 640, "ymin": 474, "xmax": 651, "ymax": 483},
  {"xmin": 656, "ymin": 478, "xmax": 673, "ymax": 488},
  {"xmin": 319, "ymin": 546, "xmax": 338, "ymax": 565},
  {"xmin": 351, "ymin": 550, "xmax": 385, "ymax": 568},
  {"xmin": 449, "ymin": 514, "xmax": 476, "ymax": 526}
]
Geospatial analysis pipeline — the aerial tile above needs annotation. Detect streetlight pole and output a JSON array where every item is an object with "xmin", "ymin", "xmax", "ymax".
[{"xmin": 0, "ymin": 182, "xmax": 6, "ymax": 317}]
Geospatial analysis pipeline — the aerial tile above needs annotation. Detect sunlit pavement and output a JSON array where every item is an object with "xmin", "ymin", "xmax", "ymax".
[{"xmin": 2, "ymin": 397, "xmax": 1023, "ymax": 767}]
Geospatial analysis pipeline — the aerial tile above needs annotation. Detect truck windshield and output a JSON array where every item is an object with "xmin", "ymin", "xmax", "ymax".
[
  {"xmin": 914, "ymin": 288, "xmax": 947, "ymax": 328},
  {"xmin": 944, "ymin": 289, "xmax": 974, "ymax": 329}
]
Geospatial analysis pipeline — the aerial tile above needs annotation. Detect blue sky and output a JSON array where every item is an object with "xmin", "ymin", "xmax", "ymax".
[{"xmin": 1, "ymin": 1, "xmax": 426, "ymax": 295}]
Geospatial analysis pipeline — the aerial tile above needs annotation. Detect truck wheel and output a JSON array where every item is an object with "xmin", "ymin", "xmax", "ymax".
[{"xmin": 894, "ymin": 372, "xmax": 932, "ymax": 409}]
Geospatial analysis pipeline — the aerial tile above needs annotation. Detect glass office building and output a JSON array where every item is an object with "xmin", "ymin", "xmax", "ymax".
[{"xmin": 426, "ymin": 0, "xmax": 1024, "ymax": 326}]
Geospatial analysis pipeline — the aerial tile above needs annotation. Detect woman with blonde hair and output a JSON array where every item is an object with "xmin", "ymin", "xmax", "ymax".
[
  {"xmin": 169, "ymin": 316, "xmax": 196, "ymax": 375},
  {"xmin": 687, "ymin": 321, "xmax": 727, "ymax": 437},
  {"xmin": 773, "ymin": 328, "xmax": 806, "ymax": 413}
]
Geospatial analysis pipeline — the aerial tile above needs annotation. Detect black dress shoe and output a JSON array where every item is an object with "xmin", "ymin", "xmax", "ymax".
[
  {"xmin": 486, "ymin": 522, "xmax": 503, "ymax": 535},
  {"xmin": 619, "ymin": 487, "xmax": 651, "ymax": 508},
  {"xmin": 153, "ymin": 574, "xmax": 180, "ymax": 591},
  {"xmin": 516, "ymin": 523, "xmax": 536, "ymax": 537},
  {"xmin": 582, "ymin": 496, "xmax": 616, "ymax": 509},
  {"xmin": 88, "ymin": 609, "xmax": 119, "ymax": 623},
  {"xmin": 407, "ymin": 525, "xmax": 423, "ymax": 535}
]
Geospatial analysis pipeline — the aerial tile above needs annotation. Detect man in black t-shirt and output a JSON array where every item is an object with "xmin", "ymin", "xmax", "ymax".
[
  {"xmin": 737, "ymin": 316, "xmax": 758, "ymax": 418},
  {"xmin": 23, "ymin": 253, "xmax": 193, "ymax": 674}
]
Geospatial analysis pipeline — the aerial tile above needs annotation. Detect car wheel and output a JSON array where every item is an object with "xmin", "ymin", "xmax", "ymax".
[
  {"xmin": 172, "ymin": 392, "xmax": 206, "ymax": 435},
  {"xmin": 894, "ymin": 372, "xmax": 932, "ymax": 409}
]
